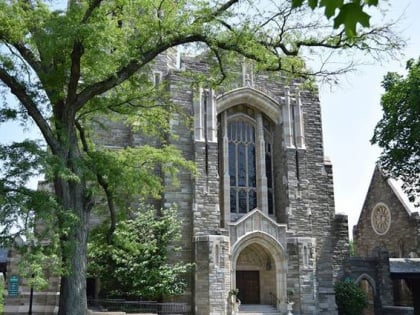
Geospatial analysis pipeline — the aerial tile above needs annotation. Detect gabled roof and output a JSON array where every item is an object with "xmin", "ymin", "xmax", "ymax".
[
  {"xmin": 354, "ymin": 166, "xmax": 418, "ymax": 230},
  {"xmin": 387, "ymin": 178, "xmax": 417, "ymax": 215}
]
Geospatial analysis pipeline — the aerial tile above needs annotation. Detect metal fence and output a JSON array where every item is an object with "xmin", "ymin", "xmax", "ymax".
[{"xmin": 88, "ymin": 299, "xmax": 191, "ymax": 314}]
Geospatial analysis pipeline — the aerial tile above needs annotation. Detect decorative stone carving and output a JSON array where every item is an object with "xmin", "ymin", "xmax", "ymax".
[{"xmin": 371, "ymin": 203, "xmax": 391, "ymax": 235}]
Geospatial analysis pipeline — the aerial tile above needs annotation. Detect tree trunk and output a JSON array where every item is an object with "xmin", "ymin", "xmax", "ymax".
[
  {"xmin": 56, "ymin": 176, "xmax": 90, "ymax": 315},
  {"xmin": 52, "ymin": 121, "xmax": 92, "ymax": 315}
]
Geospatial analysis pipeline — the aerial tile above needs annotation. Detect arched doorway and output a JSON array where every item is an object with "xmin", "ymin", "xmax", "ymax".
[
  {"xmin": 231, "ymin": 232, "xmax": 286, "ymax": 309},
  {"xmin": 356, "ymin": 274, "xmax": 376, "ymax": 315},
  {"xmin": 360, "ymin": 279, "xmax": 375, "ymax": 315},
  {"xmin": 236, "ymin": 243, "xmax": 274, "ymax": 304}
]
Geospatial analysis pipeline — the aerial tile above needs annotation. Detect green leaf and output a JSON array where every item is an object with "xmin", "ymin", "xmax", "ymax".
[
  {"xmin": 320, "ymin": 0, "xmax": 344, "ymax": 19},
  {"xmin": 308, "ymin": 0, "xmax": 318, "ymax": 10},
  {"xmin": 333, "ymin": 2, "xmax": 371, "ymax": 37},
  {"xmin": 365, "ymin": 0, "xmax": 378, "ymax": 6},
  {"xmin": 291, "ymin": 0, "xmax": 305, "ymax": 8}
]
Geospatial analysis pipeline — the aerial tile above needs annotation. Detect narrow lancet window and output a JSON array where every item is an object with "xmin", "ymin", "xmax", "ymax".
[{"xmin": 228, "ymin": 118, "xmax": 257, "ymax": 213}]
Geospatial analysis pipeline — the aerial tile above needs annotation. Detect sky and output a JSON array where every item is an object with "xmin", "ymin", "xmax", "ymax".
[
  {"xmin": 0, "ymin": 0, "xmax": 419, "ymax": 238},
  {"xmin": 320, "ymin": 0, "xmax": 420, "ymax": 237}
]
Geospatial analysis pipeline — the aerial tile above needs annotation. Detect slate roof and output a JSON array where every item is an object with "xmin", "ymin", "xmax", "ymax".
[
  {"xmin": 390, "ymin": 258, "xmax": 420, "ymax": 278},
  {"xmin": 387, "ymin": 178, "xmax": 417, "ymax": 215},
  {"xmin": 0, "ymin": 248, "xmax": 7, "ymax": 263}
]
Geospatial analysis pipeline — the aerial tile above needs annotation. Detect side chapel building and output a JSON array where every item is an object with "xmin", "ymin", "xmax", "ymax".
[
  {"xmin": 91, "ymin": 51, "xmax": 349, "ymax": 315},
  {"xmin": 352, "ymin": 166, "xmax": 420, "ymax": 315}
]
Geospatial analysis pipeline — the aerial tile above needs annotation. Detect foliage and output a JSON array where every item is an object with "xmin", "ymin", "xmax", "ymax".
[
  {"xmin": 292, "ymin": 0, "xmax": 379, "ymax": 37},
  {"xmin": 88, "ymin": 205, "xmax": 191, "ymax": 299},
  {"xmin": 372, "ymin": 58, "xmax": 420, "ymax": 206},
  {"xmin": 334, "ymin": 279, "xmax": 368, "ymax": 315},
  {"xmin": 0, "ymin": 0, "xmax": 402, "ymax": 313}
]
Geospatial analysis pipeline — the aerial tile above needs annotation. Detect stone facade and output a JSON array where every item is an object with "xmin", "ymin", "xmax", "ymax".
[
  {"xmin": 4, "ymin": 50, "xmax": 349, "ymax": 315},
  {"xmin": 89, "ymin": 51, "xmax": 348, "ymax": 315},
  {"xmin": 342, "ymin": 252, "xmax": 394, "ymax": 315},
  {"xmin": 354, "ymin": 166, "xmax": 420, "ymax": 259},
  {"xmin": 352, "ymin": 166, "xmax": 420, "ymax": 312}
]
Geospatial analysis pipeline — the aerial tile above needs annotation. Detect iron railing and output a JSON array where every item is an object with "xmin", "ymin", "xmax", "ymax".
[{"xmin": 88, "ymin": 299, "xmax": 191, "ymax": 314}]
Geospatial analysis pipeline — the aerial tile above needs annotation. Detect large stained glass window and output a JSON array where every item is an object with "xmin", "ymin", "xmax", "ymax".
[
  {"xmin": 221, "ymin": 106, "xmax": 275, "ymax": 217},
  {"xmin": 228, "ymin": 119, "xmax": 257, "ymax": 213}
]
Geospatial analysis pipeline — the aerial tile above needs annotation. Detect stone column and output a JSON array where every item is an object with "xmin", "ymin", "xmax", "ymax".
[
  {"xmin": 283, "ymin": 87, "xmax": 295, "ymax": 149},
  {"xmin": 256, "ymin": 112, "xmax": 268, "ymax": 214},
  {"xmin": 221, "ymin": 111, "xmax": 230, "ymax": 227},
  {"xmin": 194, "ymin": 235, "xmax": 230, "ymax": 315}
]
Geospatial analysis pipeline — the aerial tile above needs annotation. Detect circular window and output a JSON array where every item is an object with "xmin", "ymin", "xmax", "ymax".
[{"xmin": 371, "ymin": 203, "xmax": 391, "ymax": 235}]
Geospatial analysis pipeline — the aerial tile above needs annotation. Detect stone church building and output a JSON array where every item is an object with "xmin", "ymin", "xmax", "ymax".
[
  {"xmin": 96, "ymin": 51, "xmax": 348, "ymax": 315},
  {"xmin": 3, "ymin": 51, "xmax": 349, "ymax": 315},
  {"xmin": 351, "ymin": 166, "xmax": 420, "ymax": 315}
]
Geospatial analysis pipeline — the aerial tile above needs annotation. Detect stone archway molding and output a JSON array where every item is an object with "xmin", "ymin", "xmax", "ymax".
[
  {"xmin": 231, "ymin": 231, "xmax": 287, "ymax": 311},
  {"xmin": 216, "ymin": 87, "xmax": 281, "ymax": 123},
  {"xmin": 355, "ymin": 273, "xmax": 377, "ymax": 296}
]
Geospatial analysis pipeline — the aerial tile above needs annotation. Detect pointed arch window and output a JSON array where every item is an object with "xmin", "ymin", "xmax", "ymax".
[
  {"xmin": 228, "ymin": 118, "xmax": 257, "ymax": 213},
  {"xmin": 221, "ymin": 106, "xmax": 275, "ymax": 218}
]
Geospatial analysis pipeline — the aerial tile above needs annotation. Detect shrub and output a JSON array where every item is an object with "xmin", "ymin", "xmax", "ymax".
[{"xmin": 334, "ymin": 279, "xmax": 368, "ymax": 315}]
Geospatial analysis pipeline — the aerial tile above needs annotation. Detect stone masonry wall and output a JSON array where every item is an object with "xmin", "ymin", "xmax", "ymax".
[
  {"xmin": 354, "ymin": 167, "xmax": 420, "ymax": 258},
  {"xmin": 129, "ymin": 51, "xmax": 343, "ymax": 314}
]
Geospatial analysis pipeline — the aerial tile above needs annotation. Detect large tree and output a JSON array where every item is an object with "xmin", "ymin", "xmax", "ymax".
[
  {"xmin": 0, "ymin": 0, "xmax": 401, "ymax": 314},
  {"xmin": 372, "ymin": 58, "xmax": 420, "ymax": 206}
]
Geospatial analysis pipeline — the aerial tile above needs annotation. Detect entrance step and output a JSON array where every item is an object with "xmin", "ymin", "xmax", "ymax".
[{"xmin": 238, "ymin": 304, "xmax": 281, "ymax": 315}]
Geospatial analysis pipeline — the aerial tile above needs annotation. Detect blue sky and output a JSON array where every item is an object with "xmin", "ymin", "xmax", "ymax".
[
  {"xmin": 0, "ymin": 0, "xmax": 418, "ymax": 238},
  {"xmin": 320, "ymin": 0, "xmax": 420, "ymax": 236}
]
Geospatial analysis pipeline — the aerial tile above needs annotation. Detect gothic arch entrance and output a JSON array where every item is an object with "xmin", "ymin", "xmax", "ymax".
[
  {"xmin": 231, "ymin": 232, "xmax": 287, "ymax": 309},
  {"xmin": 356, "ymin": 274, "xmax": 376, "ymax": 315}
]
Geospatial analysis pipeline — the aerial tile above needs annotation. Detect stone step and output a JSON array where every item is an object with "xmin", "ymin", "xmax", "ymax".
[{"xmin": 238, "ymin": 304, "xmax": 281, "ymax": 315}]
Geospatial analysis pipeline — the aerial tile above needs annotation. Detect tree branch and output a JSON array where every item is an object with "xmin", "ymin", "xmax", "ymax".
[
  {"xmin": 73, "ymin": 34, "xmax": 207, "ymax": 110},
  {"xmin": 10, "ymin": 42, "xmax": 43, "ymax": 75},
  {"xmin": 0, "ymin": 67, "xmax": 58, "ymax": 153},
  {"xmin": 82, "ymin": 0, "xmax": 104, "ymax": 23},
  {"xmin": 66, "ymin": 40, "xmax": 84, "ymax": 105},
  {"xmin": 75, "ymin": 120, "xmax": 116, "ymax": 244},
  {"xmin": 212, "ymin": 0, "xmax": 240, "ymax": 18}
]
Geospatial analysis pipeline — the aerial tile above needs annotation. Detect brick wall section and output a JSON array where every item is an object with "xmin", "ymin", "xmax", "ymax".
[
  {"xmin": 191, "ymin": 142, "xmax": 221, "ymax": 235},
  {"xmin": 164, "ymin": 70, "xmax": 196, "ymax": 304},
  {"xmin": 333, "ymin": 214, "xmax": 350, "ymax": 280},
  {"xmin": 343, "ymin": 253, "xmax": 394, "ymax": 314}
]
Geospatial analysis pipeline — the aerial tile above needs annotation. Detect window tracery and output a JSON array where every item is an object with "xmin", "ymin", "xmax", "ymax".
[{"xmin": 221, "ymin": 106, "xmax": 275, "ymax": 216}]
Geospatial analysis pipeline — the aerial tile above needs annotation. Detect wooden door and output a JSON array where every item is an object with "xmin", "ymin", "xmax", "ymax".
[{"xmin": 236, "ymin": 271, "xmax": 260, "ymax": 304}]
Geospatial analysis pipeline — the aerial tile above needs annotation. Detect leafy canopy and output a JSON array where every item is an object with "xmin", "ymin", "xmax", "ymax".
[{"xmin": 372, "ymin": 58, "xmax": 420, "ymax": 206}]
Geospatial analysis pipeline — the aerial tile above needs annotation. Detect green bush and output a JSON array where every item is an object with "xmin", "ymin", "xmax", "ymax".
[{"xmin": 335, "ymin": 279, "xmax": 368, "ymax": 315}]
